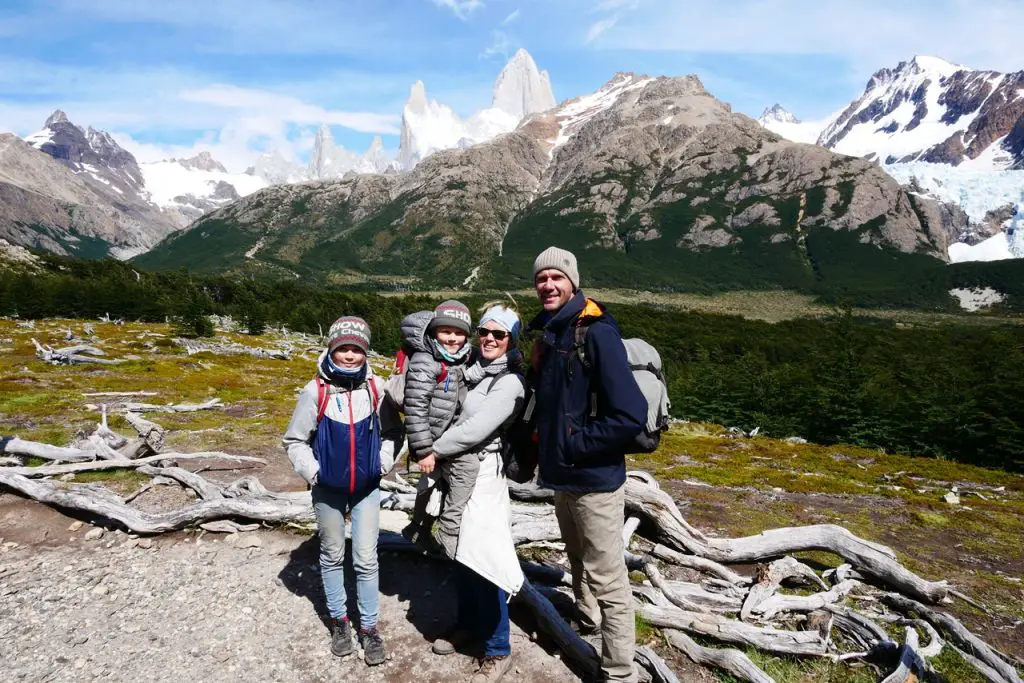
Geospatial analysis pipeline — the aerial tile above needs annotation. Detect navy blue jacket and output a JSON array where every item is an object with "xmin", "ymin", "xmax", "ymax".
[{"xmin": 529, "ymin": 292, "xmax": 646, "ymax": 493}]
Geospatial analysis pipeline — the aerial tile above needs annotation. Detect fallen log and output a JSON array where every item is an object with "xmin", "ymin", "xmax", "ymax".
[
  {"xmin": 175, "ymin": 338, "xmax": 290, "ymax": 361},
  {"xmin": 752, "ymin": 579, "xmax": 859, "ymax": 621},
  {"xmin": 640, "ymin": 603, "xmax": 830, "ymax": 657},
  {"xmin": 0, "ymin": 471, "xmax": 313, "ymax": 534},
  {"xmin": 634, "ymin": 646, "xmax": 681, "ymax": 683},
  {"xmin": 664, "ymin": 629, "xmax": 775, "ymax": 683},
  {"xmin": 515, "ymin": 579, "xmax": 601, "ymax": 680},
  {"xmin": 4, "ymin": 451, "xmax": 266, "ymax": 478},
  {"xmin": 124, "ymin": 398, "xmax": 223, "ymax": 413},
  {"xmin": 32, "ymin": 338, "xmax": 125, "ymax": 365},
  {"xmin": 138, "ymin": 465, "xmax": 224, "ymax": 500},
  {"xmin": 0, "ymin": 436, "xmax": 95, "ymax": 463},
  {"xmin": 124, "ymin": 412, "xmax": 166, "ymax": 456},
  {"xmin": 650, "ymin": 543, "xmax": 752, "ymax": 586}
]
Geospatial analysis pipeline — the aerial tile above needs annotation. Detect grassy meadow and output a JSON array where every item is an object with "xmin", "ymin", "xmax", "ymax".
[{"xmin": 1, "ymin": 317, "xmax": 1022, "ymax": 681}]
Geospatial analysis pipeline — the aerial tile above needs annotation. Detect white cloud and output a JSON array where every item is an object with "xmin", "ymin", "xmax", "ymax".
[
  {"xmin": 480, "ymin": 30, "xmax": 513, "ymax": 60},
  {"xmin": 179, "ymin": 85, "xmax": 400, "ymax": 135},
  {"xmin": 585, "ymin": 17, "xmax": 618, "ymax": 43},
  {"xmin": 595, "ymin": 0, "xmax": 639, "ymax": 10},
  {"xmin": 432, "ymin": 0, "xmax": 484, "ymax": 20},
  {"xmin": 502, "ymin": 8, "xmax": 520, "ymax": 25},
  {"xmin": 591, "ymin": 0, "xmax": 1024, "ymax": 75}
]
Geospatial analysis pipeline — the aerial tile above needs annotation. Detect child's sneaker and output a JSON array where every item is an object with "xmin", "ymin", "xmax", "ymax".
[{"xmin": 359, "ymin": 626, "xmax": 388, "ymax": 666}]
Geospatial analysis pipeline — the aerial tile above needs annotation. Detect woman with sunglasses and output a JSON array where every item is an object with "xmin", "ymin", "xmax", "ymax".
[{"xmin": 418, "ymin": 302, "xmax": 527, "ymax": 683}]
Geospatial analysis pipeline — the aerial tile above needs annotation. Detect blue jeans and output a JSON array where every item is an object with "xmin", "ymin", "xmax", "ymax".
[
  {"xmin": 312, "ymin": 485, "xmax": 380, "ymax": 629},
  {"xmin": 455, "ymin": 562, "xmax": 510, "ymax": 657}
]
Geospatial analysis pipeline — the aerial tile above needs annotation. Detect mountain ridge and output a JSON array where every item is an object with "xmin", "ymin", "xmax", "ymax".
[{"xmin": 137, "ymin": 71, "xmax": 964, "ymax": 300}]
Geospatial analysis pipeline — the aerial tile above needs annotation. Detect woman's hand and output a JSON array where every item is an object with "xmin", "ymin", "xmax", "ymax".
[{"xmin": 419, "ymin": 453, "xmax": 437, "ymax": 474}]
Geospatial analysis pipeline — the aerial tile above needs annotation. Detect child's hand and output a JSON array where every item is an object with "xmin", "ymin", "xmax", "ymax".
[{"xmin": 419, "ymin": 453, "xmax": 437, "ymax": 474}]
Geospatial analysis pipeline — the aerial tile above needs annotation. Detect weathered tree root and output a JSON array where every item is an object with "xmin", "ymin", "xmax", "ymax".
[{"xmin": 882, "ymin": 593, "xmax": 1023, "ymax": 683}]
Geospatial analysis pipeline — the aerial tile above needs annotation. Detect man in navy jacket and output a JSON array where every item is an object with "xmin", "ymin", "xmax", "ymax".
[{"xmin": 528, "ymin": 246, "xmax": 646, "ymax": 683}]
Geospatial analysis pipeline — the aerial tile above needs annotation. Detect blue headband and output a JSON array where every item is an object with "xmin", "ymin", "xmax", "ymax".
[{"xmin": 479, "ymin": 306, "xmax": 522, "ymax": 342}]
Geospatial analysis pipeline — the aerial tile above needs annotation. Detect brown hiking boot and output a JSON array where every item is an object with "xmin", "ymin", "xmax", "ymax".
[
  {"xmin": 471, "ymin": 654, "xmax": 513, "ymax": 683},
  {"xmin": 431, "ymin": 628, "xmax": 474, "ymax": 655}
]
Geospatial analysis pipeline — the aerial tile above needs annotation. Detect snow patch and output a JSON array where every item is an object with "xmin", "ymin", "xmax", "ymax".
[
  {"xmin": 950, "ymin": 287, "xmax": 1005, "ymax": 311},
  {"xmin": 553, "ymin": 75, "xmax": 653, "ymax": 148},
  {"xmin": 24, "ymin": 128, "xmax": 54, "ymax": 148},
  {"xmin": 948, "ymin": 232, "xmax": 1014, "ymax": 263}
]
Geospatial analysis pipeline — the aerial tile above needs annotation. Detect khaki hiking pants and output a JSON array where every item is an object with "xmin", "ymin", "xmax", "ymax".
[{"xmin": 554, "ymin": 485, "xmax": 636, "ymax": 683}]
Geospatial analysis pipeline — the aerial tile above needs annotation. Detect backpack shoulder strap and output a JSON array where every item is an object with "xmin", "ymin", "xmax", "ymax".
[
  {"xmin": 367, "ymin": 377, "xmax": 381, "ymax": 412},
  {"xmin": 437, "ymin": 360, "xmax": 449, "ymax": 385},
  {"xmin": 315, "ymin": 377, "xmax": 331, "ymax": 424}
]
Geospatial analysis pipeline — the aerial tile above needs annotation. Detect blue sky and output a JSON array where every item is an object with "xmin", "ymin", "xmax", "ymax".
[{"xmin": 1, "ymin": 0, "xmax": 1021, "ymax": 171}]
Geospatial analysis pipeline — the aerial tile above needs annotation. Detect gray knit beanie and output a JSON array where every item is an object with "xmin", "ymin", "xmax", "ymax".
[
  {"xmin": 326, "ymin": 316, "xmax": 371, "ymax": 353},
  {"xmin": 532, "ymin": 246, "xmax": 580, "ymax": 290},
  {"xmin": 428, "ymin": 299, "xmax": 472, "ymax": 334}
]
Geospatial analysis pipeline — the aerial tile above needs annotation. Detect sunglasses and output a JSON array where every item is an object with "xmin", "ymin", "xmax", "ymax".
[{"xmin": 477, "ymin": 327, "xmax": 509, "ymax": 341}]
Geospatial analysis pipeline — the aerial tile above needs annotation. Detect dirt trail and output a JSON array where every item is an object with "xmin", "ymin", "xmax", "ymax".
[{"xmin": 0, "ymin": 510, "xmax": 581, "ymax": 683}]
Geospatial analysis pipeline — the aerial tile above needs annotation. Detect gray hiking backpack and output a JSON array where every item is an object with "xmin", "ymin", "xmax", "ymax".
[{"xmin": 574, "ymin": 326, "xmax": 671, "ymax": 453}]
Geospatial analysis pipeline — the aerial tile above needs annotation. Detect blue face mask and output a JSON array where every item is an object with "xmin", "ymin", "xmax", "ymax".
[
  {"xmin": 322, "ymin": 353, "xmax": 367, "ymax": 385},
  {"xmin": 431, "ymin": 337, "xmax": 472, "ymax": 363}
]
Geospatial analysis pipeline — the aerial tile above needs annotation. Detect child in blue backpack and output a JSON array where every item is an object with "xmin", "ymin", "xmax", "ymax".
[{"xmin": 282, "ymin": 316, "xmax": 403, "ymax": 667}]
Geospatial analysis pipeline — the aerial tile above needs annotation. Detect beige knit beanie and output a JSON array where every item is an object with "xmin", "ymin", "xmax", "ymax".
[{"xmin": 532, "ymin": 246, "xmax": 580, "ymax": 290}]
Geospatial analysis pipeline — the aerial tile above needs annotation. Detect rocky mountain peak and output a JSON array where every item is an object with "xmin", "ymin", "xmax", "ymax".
[
  {"xmin": 177, "ymin": 151, "xmax": 227, "ymax": 173},
  {"xmin": 245, "ymin": 149, "xmax": 306, "ymax": 185},
  {"xmin": 491, "ymin": 48, "xmax": 556, "ymax": 119},
  {"xmin": 407, "ymin": 81, "xmax": 429, "ymax": 115},
  {"xmin": 759, "ymin": 104, "xmax": 799, "ymax": 125},
  {"xmin": 44, "ymin": 109, "xmax": 71, "ymax": 128}
]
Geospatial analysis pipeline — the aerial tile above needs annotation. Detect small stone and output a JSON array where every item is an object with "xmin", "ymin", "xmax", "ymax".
[
  {"xmin": 226, "ymin": 533, "xmax": 262, "ymax": 549},
  {"xmin": 84, "ymin": 528, "xmax": 105, "ymax": 541},
  {"xmin": 944, "ymin": 492, "xmax": 961, "ymax": 505},
  {"xmin": 59, "ymin": 473, "xmax": 76, "ymax": 482},
  {"xmin": 92, "ymin": 584, "xmax": 108, "ymax": 596},
  {"xmin": 68, "ymin": 521, "xmax": 84, "ymax": 532},
  {"xmin": 137, "ymin": 538, "xmax": 153, "ymax": 550}
]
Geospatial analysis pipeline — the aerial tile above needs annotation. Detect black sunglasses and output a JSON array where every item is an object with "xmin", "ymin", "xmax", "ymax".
[{"xmin": 477, "ymin": 327, "xmax": 509, "ymax": 341}]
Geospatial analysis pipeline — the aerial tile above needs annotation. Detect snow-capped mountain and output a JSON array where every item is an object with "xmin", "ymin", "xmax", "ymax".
[
  {"xmin": 397, "ymin": 48, "xmax": 555, "ymax": 170},
  {"xmin": 307, "ymin": 126, "xmax": 393, "ymax": 180},
  {"xmin": 22, "ymin": 110, "xmax": 267, "ymax": 235},
  {"xmin": 26, "ymin": 109, "xmax": 146, "ymax": 196},
  {"xmin": 245, "ymin": 150, "xmax": 306, "ymax": 185},
  {"xmin": 818, "ymin": 56, "xmax": 1024, "ymax": 168},
  {"xmin": 756, "ymin": 104, "xmax": 824, "ymax": 144},
  {"xmin": 492, "ymin": 48, "xmax": 556, "ymax": 120}
]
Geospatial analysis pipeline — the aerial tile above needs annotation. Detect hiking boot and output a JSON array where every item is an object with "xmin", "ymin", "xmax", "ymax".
[
  {"xmin": 431, "ymin": 628, "xmax": 474, "ymax": 655},
  {"xmin": 358, "ymin": 626, "xmax": 388, "ymax": 666},
  {"xmin": 431, "ymin": 526, "xmax": 458, "ymax": 560},
  {"xmin": 471, "ymin": 654, "xmax": 513, "ymax": 683},
  {"xmin": 570, "ymin": 618, "xmax": 599, "ymax": 637},
  {"xmin": 330, "ymin": 618, "xmax": 354, "ymax": 658}
]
